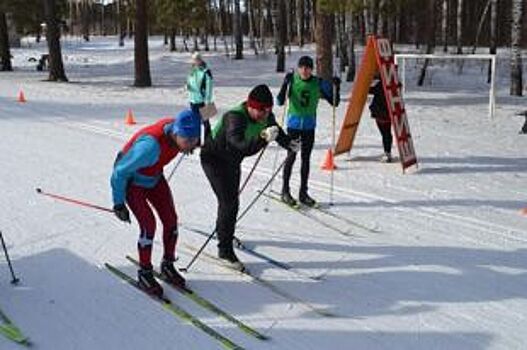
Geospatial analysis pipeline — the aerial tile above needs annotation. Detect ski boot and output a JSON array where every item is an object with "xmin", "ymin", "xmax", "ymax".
[
  {"xmin": 380, "ymin": 152, "xmax": 393, "ymax": 163},
  {"xmin": 218, "ymin": 247, "xmax": 246, "ymax": 272},
  {"xmin": 138, "ymin": 267, "xmax": 163, "ymax": 297},
  {"xmin": 281, "ymin": 191, "xmax": 298, "ymax": 208},
  {"xmin": 160, "ymin": 259, "xmax": 186, "ymax": 288},
  {"xmin": 299, "ymin": 192, "xmax": 317, "ymax": 208}
]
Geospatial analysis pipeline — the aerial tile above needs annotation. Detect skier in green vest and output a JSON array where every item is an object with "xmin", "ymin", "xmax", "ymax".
[
  {"xmin": 200, "ymin": 85, "xmax": 300, "ymax": 270},
  {"xmin": 276, "ymin": 56, "xmax": 341, "ymax": 207}
]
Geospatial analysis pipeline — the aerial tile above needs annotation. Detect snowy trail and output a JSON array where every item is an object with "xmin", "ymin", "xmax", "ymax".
[{"xmin": 1, "ymin": 36, "xmax": 527, "ymax": 349}]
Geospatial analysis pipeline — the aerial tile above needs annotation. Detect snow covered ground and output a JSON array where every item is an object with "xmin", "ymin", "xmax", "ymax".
[{"xmin": 0, "ymin": 36, "xmax": 526, "ymax": 350}]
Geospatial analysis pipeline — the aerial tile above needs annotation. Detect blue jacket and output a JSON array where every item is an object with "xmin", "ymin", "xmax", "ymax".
[{"xmin": 110, "ymin": 124, "xmax": 173, "ymax": 205}]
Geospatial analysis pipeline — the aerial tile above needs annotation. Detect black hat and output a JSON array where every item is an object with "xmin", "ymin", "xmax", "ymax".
[
  {"xmin": 247, "ymin": 84, "xmax": 273, "ymax": 110},
  {"xmin": 298, "ymin": 56, "xmax": 314, "ymax": 69}
]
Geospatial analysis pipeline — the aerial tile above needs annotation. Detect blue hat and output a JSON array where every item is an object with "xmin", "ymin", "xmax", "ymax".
[{"xmin": 171, "ymin": 109, "xmax": 201, "ymax": 138}]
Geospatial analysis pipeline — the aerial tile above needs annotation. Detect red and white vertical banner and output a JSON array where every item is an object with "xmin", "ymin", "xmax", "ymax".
[{"xmin": 373, "ymin": 38, "xmax": 418, "ymax": 171}]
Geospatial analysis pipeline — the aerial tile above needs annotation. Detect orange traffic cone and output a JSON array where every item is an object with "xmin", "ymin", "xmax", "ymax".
[
  {"xmin": 321, "ymin": 148, "xmax": 337, "ymax": 171},
  {"xmin": 124, "ymin": 109, "xmax": 136, "ymax": 125},
  {"xmin": 17, "ymin": 90, "xmax": 26, "ymax": 103}
]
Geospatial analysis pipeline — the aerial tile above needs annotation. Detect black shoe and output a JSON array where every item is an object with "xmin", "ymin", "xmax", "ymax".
[
  {"xmin": 138, "ymin": 267, "xmax": 163, "ymax": 297},
  {"xmin": 299, "ymin": 192, "xmax": 317, "ymax": 207},
  {"xmin": 218, "ymin": 247, "xmax": 245, "ymax": 271},
  {"xmin": 160, "ymin": 259, "xmax": 186, "ymax": 288},
  {"xmin": 281, "ymin": 191, "xmax": 298, "ymax": 207},
  {"xmin": 380, "ymin": 152, "xmax": 393, "ymax": 163}
]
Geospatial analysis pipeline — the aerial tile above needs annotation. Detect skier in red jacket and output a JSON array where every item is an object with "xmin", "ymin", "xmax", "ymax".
[{"xmin": 110, "ymin": 109, "xmax": 201, "ymax": 296}]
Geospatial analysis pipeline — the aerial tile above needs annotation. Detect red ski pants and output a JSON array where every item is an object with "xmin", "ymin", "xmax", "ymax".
[{"xmin": 126, "ymin": 177, "xmax": 178, "ymax": 269}]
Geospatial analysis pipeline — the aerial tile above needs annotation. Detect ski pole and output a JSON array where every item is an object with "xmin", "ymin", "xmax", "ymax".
[
  {"xmin": 167, "ymin": 154, "xmax": 185, "ymax": 182},
  {"xmin": 239, "ymin": 146, "xmax": 267, "ymax": 194},
  {"xmin": 36, "ymin": 188, "xmax": 113, "ymax": 213},
  {"xmin": 264, "ymin": 97, "xmax": 289, "ymax": 212},
  {"xmin": 181, "ymin": 159, "xmax": 287, "ymax": 272},
  {"xmin": 330, "ymin": 78, "xmax": 338, "ymax": 206},
  {"xmin": 0, "ymin": 231, "xmax": 20, "ymax": 285}
]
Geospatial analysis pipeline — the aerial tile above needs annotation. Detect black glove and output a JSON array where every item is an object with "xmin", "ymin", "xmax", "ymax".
[
  {"xmin": 332, "ymin": 76, "xmax": 341, "ymax": 86},
  {"xmin": 113, "ymin": 204, "xmax": 131, "ymax": 223}
]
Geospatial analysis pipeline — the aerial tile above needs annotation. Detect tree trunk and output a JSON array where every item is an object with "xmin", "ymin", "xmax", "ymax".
[
  {"xmin": 309, "ymin": 0, "xmax": 316, "ymax": 42},
  {"xmin": 276, "ymin": 0, "xmax": 287, "ymax": 72},
  {"xmin": 117, "ymin": 0, "xmax": 124, "ymax": 46},
  {"xmin": 489, "ymin": 0, "xmax": 497, "ymax": 54},
  {"xmin": 247, "ymin": 0, "xmax": 258, "ymax": 55},
  {"xmin": 81, "ymin": 1, "xmax": 90, "ymax": 41},
  {"xmin": 259, "ymin": 0, "xmax": 267, "ymax": 55},
  {"xmin": 218, "ymin": 0, "xmax": 230, "ymax": 56},
  {"xmin": 134, "ymin": 0, "xmax": 151, "ymax": 87},
  {"xmin": 345, "ymin": 11, "xmax": 356, "ymax": 82},
  {"xmin": 0, "ymin": 11, "xmax": 12, "ymax": 71},
  {"xmin": 336, "ymin": 13, "xmax": 347, "ymax": 73},
  {"xmin": 44, "ymin": 0, "xmax": 68, "ymax": 82},
  {"xmin": 363, "ymin": 0, "xmax": 371, "ymax": 36},
  {"xmin": 315, "ymin": 3, "xmax": 333, "ymax": 80},
  {"xmin": 193, "ymin": 32, "xmax": 199, "ymax": 51},
  {"xmin": 234, "ymin": 0, "xmax": 243, "ymax": 59},
  {"xmin": 296, "ymin": 0, "xmax": 304, "ymax": 46},
  {"xmin": 472, "ymin": 0, "xmax": 491, "ymax": 54},
  {"xmin": 169, "ymin": 28, "xmax": 176, "ymax": 52},
  {"xmin": 456, "ymin": 0, "xmax": 463, "ymax": 53},
  {"xmin": 270, "ymin": 0, "xmax": 278, "ymax": 54},
  {"xmin": 441, "ymin": 0, "xmax": 448, "ymax": 52},
  {"xmin": 286, "ymin": 0, "xmax": 292, "ymax": 54},
  {"xmin": 418, "ymin": 0, "xmax": 436, "ymax": 86},
  {"xmin": 377, "ymin": 0, "xmax": 386, "ymax": 36},
  {"xmin": 510, "ymin": 0, "xmax": 523, "ymax": 96},
  {"xmin": 488, "ymin": 0, "xmax": 497, "ymax": 83}
]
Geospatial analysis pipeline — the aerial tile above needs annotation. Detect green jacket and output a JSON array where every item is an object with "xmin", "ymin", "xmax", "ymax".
[
  {"xmin": 187, "ymin": 64, "xmax": 213, "ymax": 104},
  {"xmin": 202, "ymin": 102, "xmax": 290, "ymax": 164}
]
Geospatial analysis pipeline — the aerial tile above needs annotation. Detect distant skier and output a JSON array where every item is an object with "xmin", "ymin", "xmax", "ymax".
[
  {"xmin": 187, "ymin": 52, "xmax": 215, "ymax": 136},
  {"xmin": 110, "ymin": 109, "xmax": 201, "ymax": 296},
  {"xmin": 200, "ymin": 84, "xmax": 299, "ymax": 270},
  {"xmin": 276, "ymin": 55, "xmax": 340, "ymax": 207},
  {"xmin": 369, "ymin": 74, "xmax": 395, "ymax": 163}
]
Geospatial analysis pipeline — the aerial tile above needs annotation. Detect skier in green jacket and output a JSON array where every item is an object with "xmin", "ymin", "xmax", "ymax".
[{"xmin": 276, "ymin": 56, "xmax": 340, "ymax": 207}]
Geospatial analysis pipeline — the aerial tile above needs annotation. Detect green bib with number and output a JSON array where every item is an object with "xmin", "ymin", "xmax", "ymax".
[{"xmin": 287, "ymin": 73, "xmax": 321, "ymax": 117}]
